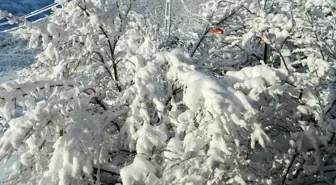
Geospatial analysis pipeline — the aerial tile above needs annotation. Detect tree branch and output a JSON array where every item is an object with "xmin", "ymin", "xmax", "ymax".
[
  {"xmin": 281, "ymin": 153, "xmax": 298, "ymax": 185},
  {"xmin": 99, "ymin": 26, "xmax": 122, "ymax": 92},
  {"xmin": 189, "ymin": 7, "xmax": 240, "ymax": 57}
]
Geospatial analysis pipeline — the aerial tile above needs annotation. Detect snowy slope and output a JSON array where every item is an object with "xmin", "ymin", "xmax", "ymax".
[
  {"xmin": 0, "ymin": 1, "xmax": 50, "ymax": 180},
  {"xmin": 0, "ymin": 32, "xmax": 40, "ymax": 83},
  {"xmin": 0, "ymin": 31, "xmax": 40, "ymax": 185}
]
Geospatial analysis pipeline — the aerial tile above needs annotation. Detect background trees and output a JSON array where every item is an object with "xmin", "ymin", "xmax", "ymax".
[{"xmin": 0, "ymin": 0, "xmax": 336, "ymax": 184}]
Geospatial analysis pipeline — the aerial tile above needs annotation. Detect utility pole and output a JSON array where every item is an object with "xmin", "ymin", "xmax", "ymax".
[{"xmin": 164, "ymin": 0, "xmax": 172, "ymax": 37}]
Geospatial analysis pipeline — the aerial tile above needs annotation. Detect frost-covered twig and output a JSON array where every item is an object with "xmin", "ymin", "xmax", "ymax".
[{"xmin": 0, "ymin": 10, "xmax": 29, "ymax": 27}]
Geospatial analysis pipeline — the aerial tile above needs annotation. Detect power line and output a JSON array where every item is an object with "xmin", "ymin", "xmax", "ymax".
[{"xmin": 0, "ymin": 2, "xmax": 60, "ymax": 32}]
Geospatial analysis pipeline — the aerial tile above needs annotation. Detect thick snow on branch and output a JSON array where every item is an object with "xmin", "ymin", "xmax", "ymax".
[
  {"xmin": 119, "ymin": 49, "xmax": 268, "ymax": 184},
  {"xmin": 1, "ymin": 0, "xmax": 336, "ymax": 184}
]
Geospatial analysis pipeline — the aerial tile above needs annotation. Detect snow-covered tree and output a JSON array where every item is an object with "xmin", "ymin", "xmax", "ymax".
[{"xmin": 0, "ymin": 0, "xmax": 336, "ymax": 185}]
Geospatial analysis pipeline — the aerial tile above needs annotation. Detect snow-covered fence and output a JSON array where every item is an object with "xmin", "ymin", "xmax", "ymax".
[{"xmin": 0, "ymin": 2, "xmax": 60, "ymax": 33}]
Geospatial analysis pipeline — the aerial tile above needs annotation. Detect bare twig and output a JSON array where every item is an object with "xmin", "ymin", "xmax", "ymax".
[
  {"xmin": 189, "ymin": 7, "xmax": 240, "ymax": 57},
  {"xmin": 281, "ymin": 153, "xmax": 298, "ymax": 185},
  {"xmin": 99, "ymin": 26, "xmax": 122, "ymax": 92}
]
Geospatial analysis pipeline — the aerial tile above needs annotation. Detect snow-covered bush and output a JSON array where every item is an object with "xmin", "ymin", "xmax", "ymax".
[{"xmin": 0, "ymin": 0, "xmax": 336, "ymax": 185}]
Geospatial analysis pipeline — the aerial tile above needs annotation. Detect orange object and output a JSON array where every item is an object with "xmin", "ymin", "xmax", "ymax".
[
  {"xmin": 210, "ymin": 28, "xmax": 224, "ymax": 35},
  {"xmin": 260, "ymin": 39, "xmax": 265, "ymax": 44}
]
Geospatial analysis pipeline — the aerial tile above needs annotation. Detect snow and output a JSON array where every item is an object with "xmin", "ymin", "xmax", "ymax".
[
  {"xmin": 0, "ymin": 0, "xmax": 55, "ymax": 32},
  {"xmin": 1, "ymin": 0, "xmax": 336, "ymax": 184},
  {"xmin": 56, "ymin": 0, "xmax": 68, "ymax": 5},
  {"xmin": 0, "ymin": 33, "xmax": 39, "ymax": 80},
  {"xmin": 120, "ymin": 156, "xmax": 157, "ymax": 185},
  {"xmin": 136, "ymin": 123, "xmax": 167, "ymax": 154},
  {"xmin": 0, "ymin": 31, "xmax": 40, "ymax": 185}
]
